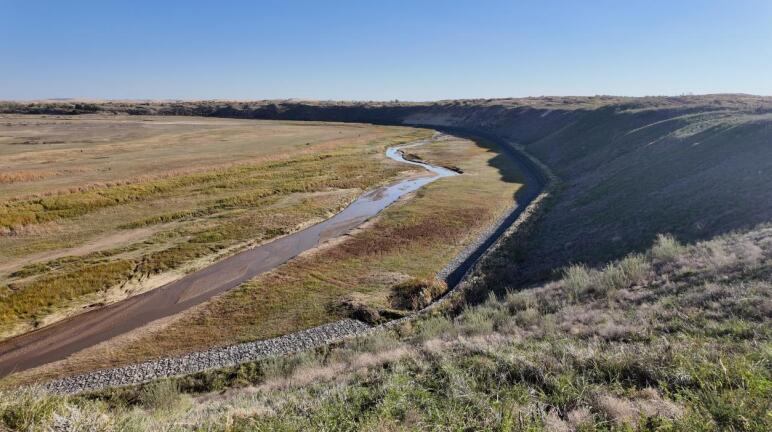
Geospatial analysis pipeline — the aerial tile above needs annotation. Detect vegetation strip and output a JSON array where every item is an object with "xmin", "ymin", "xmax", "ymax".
[{"xmin": 40, "ymin": 134, "xmax": 554, "ymax": 394}]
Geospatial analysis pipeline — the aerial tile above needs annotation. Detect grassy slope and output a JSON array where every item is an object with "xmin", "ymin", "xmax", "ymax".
[
  {"xmin": 1, "ymin": 225, "xmax": 768, "ymax": 431},
  {"xmin": 513, "ymin": 107, "xmax": 772, "ymax": 276},
  {"xmin": 0, "ymin": 118, "xmax": 429, "ymax": 337},
  {"xmin": 2, "ymin": 133, "xmax": 523, "ymax": 383}
]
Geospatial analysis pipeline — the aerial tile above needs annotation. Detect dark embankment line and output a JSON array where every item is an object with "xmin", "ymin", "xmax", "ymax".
[{"xmin": 428, "ymin": 126, "xmax": 548, "ymax": 289}]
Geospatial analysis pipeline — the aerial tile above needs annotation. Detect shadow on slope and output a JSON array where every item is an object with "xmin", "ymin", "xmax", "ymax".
[{"xmin": 508, "ymin": 108, "xmax": 772, "ymax": 284}]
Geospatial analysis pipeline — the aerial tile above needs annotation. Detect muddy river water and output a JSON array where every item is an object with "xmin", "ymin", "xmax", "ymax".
[{"xmin": 0, "ymin": 138, "xmax": 458, "ymax": 377}]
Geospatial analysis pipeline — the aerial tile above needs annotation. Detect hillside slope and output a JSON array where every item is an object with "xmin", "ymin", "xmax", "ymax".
[
  {"xmin": 1, "ymin": 224, "xmax": 768, "ymax": 431},
  {"xmin": 458, "ymin": 104, "xmax": 772, "ymax": 282}
]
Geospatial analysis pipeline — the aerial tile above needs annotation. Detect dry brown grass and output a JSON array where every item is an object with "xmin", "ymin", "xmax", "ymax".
[
  {"xmin": 0, "ymin": 115, "xmax": 406, "ymax": 200},
  {"xmin": 0, "ymin": 171, "xmax": 55, "ymax": 184},
  {"xmin": 389, "ymin": 278, "xmax": 448, "ymax": 311},
  {"xmin": 0, "ymin": 116, "xmax": 429, "ymax": 337}
]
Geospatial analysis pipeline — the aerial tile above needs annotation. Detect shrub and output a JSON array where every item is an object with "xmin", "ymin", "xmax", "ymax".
[
  {"xmin": 414, "ymin": 315, "xmax": 455, "ymax": 341},
  {"xmin": 137, "ymin": 380, "xmax": 183, "ymax": 412},
  {"xmin": 597, "ymin": 255, "xmax": 650, "ymax": 296},
  {"xmin": 562, "ymin": 264, "xmax": 592, "ymax": 299},
  {"xmin": 455, "ymin": 306, "xmax": 496, "ymax": 335},
  {"xmin": 597, "ymin": 264, "xmax": 627, "ymax": 295},
  {"xmin": 514, "ymin": 307, "xmax": 540, "ymax": 326},
  {"xmin": 504, "ymin": 290, "xmax": 534, "ymax": 312},
  {"xmin": 348, "ymin": 332, "xmax": 402, "ymax": 354},
  {"xmin": 260, "ymin": 351, "xmax": 319, "ymax": 381},
  {"xmin": 618, "ymin": 254, "xmax": 651, "ymax": 286},
  {"xmin": 651, "ymin": 234, "xmax": 685, "ymax": 262},
  {"xmin": 0, "ymin": 387, "xmax": 66, "ymax": 430}
]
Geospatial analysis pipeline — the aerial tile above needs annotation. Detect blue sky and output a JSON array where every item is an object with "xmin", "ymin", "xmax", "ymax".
[{"xmin": 1, "ymin": 0, "xmax": 771, "ymax": 100}]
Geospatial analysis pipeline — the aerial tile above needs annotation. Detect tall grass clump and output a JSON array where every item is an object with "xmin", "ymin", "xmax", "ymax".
[
  {"xmin": 137, "ymin": 380, "xmax": 185, "ymax": 412},
  {"xmin": 454, "ymin": 305, "xmax": 500, "ymax": 335},
  {"xmin": 504, "ymin": 290, "xmax": 534, "ymax": 312},
  {"xmin": 260, "ymin": 351, "xmax": 319, "ymax": 382},
  {"xmin": 560, "ymin": 256, "xmax": 650, "ymax": 300},
  {"xmin": 618, "ymin": 254, "xmax": 651, "ymax": 285},
  {"xmin": 414, "ymin": 315, "xmax": 456, "ymax": 341},
  {"xmin": 595, "ymin": 255, "xmax": 650, "ymax": 296},
  {"xmin": 0, "ymin": 387, "xmax": 66, "ymax": 431},
  {"xmin": 562, "ymin": 264, "xmax": 592, "ymax": 299},
  {"xmin": 651, "ymin": 233, "xmax": 685, "ymax": 262},
  {"xmin": 347, "ymin": 332, "xmax": 402, "ymax": 354}
]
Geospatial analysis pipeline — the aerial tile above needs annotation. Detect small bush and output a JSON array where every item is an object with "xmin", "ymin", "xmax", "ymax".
[
  {"xmin": 562, "ymin": 264, "xmax": 592, "ymax": 299},
  {"xmin": 348, "ymin": 332, "xmax": 402, "ymax": 354},
  {"xmin": 651, "ymin": 234, "xmax": 685, "ymax": 262},
  {"xmin": 0, "ymin": 387, "xmax": 66, "ymax": 431},
  {"xmin": 514, "ymin": 307, "xmax": 540, "ymax": 326},
  {"xmin": 137, "ymin": 380, "xmax": 182, "ymax": 412},
  {"xmin": 504, "ymin": 290, "xmax": 533, "ymax": 312},
  {"xmin": 455, "ymin": 306, "xmax": 496, "ymax": 335},
  {"xmin": 618, "ymin": 254, "xmax": 651, "ymax": 285},
  {"xmin": 597, "ymin": 255, "xmax": 650, "ymax": 295},
  {"xmin": 414, "ymin": 315, "xmax": 455, "ymax": 341},
  {"xmin": 260, "ymin": 351, "xmax": 319, "ymax": 381},
  {"xmin": 597, "ymin": 264, "xmax": 627, "ymax": 295}
]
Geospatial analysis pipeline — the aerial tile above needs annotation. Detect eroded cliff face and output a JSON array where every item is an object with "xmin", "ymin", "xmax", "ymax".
[{"xmin": 3, "ymin": 97, "xmax": 772, "ymax": 282}]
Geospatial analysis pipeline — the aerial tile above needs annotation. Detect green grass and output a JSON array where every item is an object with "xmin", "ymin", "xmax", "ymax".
[
  {"xmin": 0, "ymin": 224, "xmax": 769, "ymax": 431},
  {"xmin": 0, "ymin": 227, "xmax": 772, "ymax": 431},
  {"xmin": 1, "ymin": 260, "xmax": 135, "ymax": 324}
]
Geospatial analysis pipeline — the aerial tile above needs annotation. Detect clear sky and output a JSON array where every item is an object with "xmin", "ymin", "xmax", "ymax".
[{"xmin": 2, "ymin": 0, "xmax": 771, "ymax": 101}]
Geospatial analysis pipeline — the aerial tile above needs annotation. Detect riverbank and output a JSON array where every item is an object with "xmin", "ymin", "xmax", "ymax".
[
  {"xmin": 2, "ymin": 131, "xmax": 528, "ymax": 387},
  {"xmin": 38, "ymin": 131, "xmax": 552, "ymax": 394}
]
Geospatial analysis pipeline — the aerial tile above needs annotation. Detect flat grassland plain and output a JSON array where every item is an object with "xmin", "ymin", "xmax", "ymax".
[
  {"xmin": 0, "ymin": 115, "xmax": 426, "ymax": 339},
  {"xmin": 0, "ymin": 115, "xmax": 523, "ymax": 384}
]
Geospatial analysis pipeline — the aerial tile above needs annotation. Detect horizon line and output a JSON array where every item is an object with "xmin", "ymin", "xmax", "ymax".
[{"xmin": 3, "ymin": 93, "xmax": 771, "ymax": 104}]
